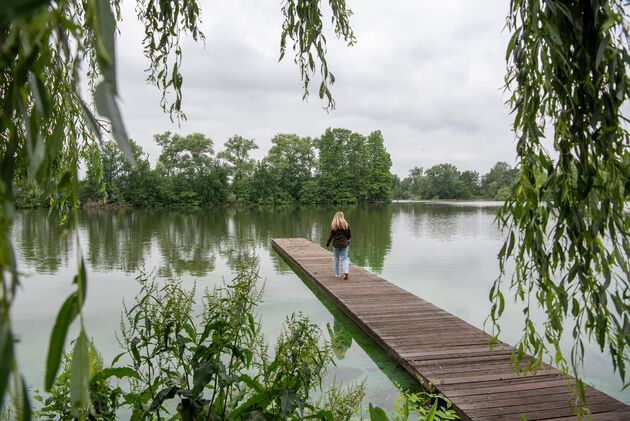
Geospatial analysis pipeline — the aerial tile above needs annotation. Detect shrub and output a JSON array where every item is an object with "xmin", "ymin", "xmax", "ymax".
[{"xmin": 36, "ymin": 258, "xmax": 365, "ymax": 420}]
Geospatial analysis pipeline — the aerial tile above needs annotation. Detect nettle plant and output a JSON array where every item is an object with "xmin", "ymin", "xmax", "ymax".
[{"xmin": 37, "ymin": 258, "xmax": 366, "ymax": 420}]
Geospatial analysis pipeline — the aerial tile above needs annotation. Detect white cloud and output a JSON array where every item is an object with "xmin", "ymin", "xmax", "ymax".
[{"xmin": 114, "ymin": 0, "xmax": 518, "ymax": 176}]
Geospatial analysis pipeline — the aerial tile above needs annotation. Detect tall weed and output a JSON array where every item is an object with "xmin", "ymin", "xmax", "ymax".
[{"xmin": 38, "ymin": 257, "xmax": 365, "ymax": 420}]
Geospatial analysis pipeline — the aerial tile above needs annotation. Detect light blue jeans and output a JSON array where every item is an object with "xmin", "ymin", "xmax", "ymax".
[{"xmin": 333, "ymin": 247, "xmax": 350, "ymax": 276}]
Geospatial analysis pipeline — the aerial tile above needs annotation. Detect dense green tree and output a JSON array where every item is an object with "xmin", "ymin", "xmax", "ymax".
[
  {"xmin": 391, "ymin": 175, "xmax": 406, "ymax": 200},
  {"xmin": 155, "ymin": 132, "xmax": 228, "ymax": 206},
  {"xmin": 105, "ymin": 140, "xmax": 148, "ymax": 204},
  {"xmin": 242, "ymin": 134, "xmax": 317, "ymax": 205},
  {"xmin": 265, "ymin": 134, "xmax": 316, "ymax": 201},
  {"xmin": 79, "ymin": 144, "xmax": 105, "ymax": 205},
  {"xmin": 459, "ymin": 170, "xmax": 481, "ymax": 199},
  {"xmin": 196, "ymin": 165, "xmax": 230, "ymax": 205},
  {"xmin": 99, "ymin": 141, "xmax": 126, "ymax": 202},
  {"xmin": 76, "ymin": 129, "xmax": 394, "ymax": 207},
  {"xmin": 215, "ymin": 129, "xmax": 393, "ymax": 204},
  {"xmin": 299, "ymin": 178, "xmax": 323, "ymax": 204},
  {"xmin": 81, "ymin": 140, "xmax": 160, "ymax": 207},
  {"xmin": 13, "ymin": 182, "xmax": 47, "ymax": 208},
  {"xmin": 393, "ymin": 163, "xmax": 513, "ymax": 200},
  {"xmin": 481, "ymin": 161, "xmax": 518, "ymax": 199},
  {"xmin": 155, "ymin": 132, "xmax": 214, "ymax": 177},
  {"xmin": 218, "ymin": 135, "xmax": 258, "ymax": 202},
  {"xmin": 423, "ymin": 163, "xmax": 464, "ymax": 199},
  {"xmin": 317, "ymin": 128, "xmax": 393, "ymax": 204},
  {"xmin": 246, "ymin": 160, "xmax": 293, "ymax": 205},
  {"xmin": 346, "ymin": 131, "xmax": 370, "ymax": 201},
  {"xmin": 365, "ymin": 131, "xmax": 394, "ymax": 202},
  {"xmin": 407, "ymin": 167, "xmax": 427, "ymax": 198},
  {"xmin": 117, "ymin": 156, "xmax": 161, "ymax": 207},
  {"xmin": 317, "ymin": 128, "xmax": 355, "ymax": 203}
]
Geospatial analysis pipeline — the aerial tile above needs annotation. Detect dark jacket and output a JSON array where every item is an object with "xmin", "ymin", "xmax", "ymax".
[{"xmin": 326, "ymin": 225, "xmax": 351, "ymax": 248}]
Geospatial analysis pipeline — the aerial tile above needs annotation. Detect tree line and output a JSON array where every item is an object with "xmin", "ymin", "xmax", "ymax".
[
  {"xmin": 66, "ymin": 128, "xmax": 393, "ymax": 207},
  {"xmin": 393, "ymin": 161, "xmax": 519, "ymax": 201},
  {"xmin": 15, "ymin": 131, "xmax": 521, "ymax": 208}
]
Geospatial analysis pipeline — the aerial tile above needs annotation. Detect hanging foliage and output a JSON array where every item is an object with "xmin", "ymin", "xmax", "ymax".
[{"xmin": 490, "ymin": 0, "xmax": 629, "ymax": 401}]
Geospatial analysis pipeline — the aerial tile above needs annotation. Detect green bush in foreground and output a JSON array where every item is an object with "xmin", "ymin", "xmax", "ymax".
[
  {"xmin": 36, "ymin": 259, "xmax": 365, "ymax": 420},
  {"xmin": 34, "ymin": 344, "xmax": 121, "ymax": 420}
]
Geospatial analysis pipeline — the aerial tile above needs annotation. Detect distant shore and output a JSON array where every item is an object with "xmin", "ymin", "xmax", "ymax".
[{"xmin": 394, "ymin": 199, "xmax": 504, "ymax": 205}]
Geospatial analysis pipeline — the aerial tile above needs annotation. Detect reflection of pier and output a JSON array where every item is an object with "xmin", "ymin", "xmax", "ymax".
[{"xmin": 272, "ymin": 238, "xmax": 629, "ymax": 420}]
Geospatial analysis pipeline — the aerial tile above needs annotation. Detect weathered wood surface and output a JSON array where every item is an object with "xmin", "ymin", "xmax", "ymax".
[{"xmin": 271, "ymin": 238, "xmax": 629, "ymax": 421}]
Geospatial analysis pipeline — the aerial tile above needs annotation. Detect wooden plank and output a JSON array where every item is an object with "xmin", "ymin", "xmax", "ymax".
[
  {"xmin": 428, "ymin": 369, "xmax": 561, "ymax": 386},
  {"xmin": 271, "ymin": 238, "xmax": 629, "ymax": 420},
  {"xmin": 438, "ymin": 375, "xmax": 574, "ymax": 394},
  {"xmin": 455, "ymin": 388, "xmax": 609, "ymax": 410},
  {"xmin": 452, "ymin": 384, "xmax": 599, "ymax": 402},
  {"xmin": 411, "ymin": 353, "xmax": 521, "ymax": 367},
  {"xmin": 465, "ymin": 400, "xmax": 627, "ymax": 419},
  {"xmin": 545, "ymin": 409, "xmax": 630, "ymax": 421}
]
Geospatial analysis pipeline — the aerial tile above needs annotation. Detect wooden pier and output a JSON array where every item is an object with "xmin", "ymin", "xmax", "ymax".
[{"xmin": 271, "ymin": 238, "xmax": 629, "ymax": 420}]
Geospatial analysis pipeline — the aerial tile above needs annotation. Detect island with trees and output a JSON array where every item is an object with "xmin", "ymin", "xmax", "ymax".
[{"xmin": 15, "ymin": 129, "xmax": 521, "ymax": 208}]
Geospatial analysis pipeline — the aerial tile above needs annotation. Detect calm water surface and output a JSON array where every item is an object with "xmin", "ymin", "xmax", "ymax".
[{"xmin": 11, "ymin": 203, "xmax": 629, "ymax": 409}]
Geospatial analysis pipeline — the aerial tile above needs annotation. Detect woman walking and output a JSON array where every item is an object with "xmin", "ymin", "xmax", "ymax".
[{"xmin": 325, "ymin": 211, "xmax": 351, "ymax": 280}]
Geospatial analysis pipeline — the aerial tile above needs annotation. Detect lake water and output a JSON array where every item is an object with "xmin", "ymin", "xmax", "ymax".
[{"xmin": 10, "ymin": 202, "xmax": 629, "ymax": 410}]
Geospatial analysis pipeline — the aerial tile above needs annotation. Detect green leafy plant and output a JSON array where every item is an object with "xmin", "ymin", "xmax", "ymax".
[
  {"xmin": 280, "ymin": 0, "xmax": 356, "ymax": 110},
  {"xmin": 489, "ymin": 0, "xmax": 630, "ymax": 403},
  {"xmin": 315, "ymin": 380, "xmax": 367, "ymax": 420},
  {"xmin": 35, "ymin": 258, "xmax": 366, "ymax": 420},
  {"xmin": 365, "ymin": 389, "xmax": 459, "ymax": 421},
  {"xmin": 34, "ymin": 341, "xmax": 122, "ymax": 420},
  {"xmin": 390, "ymin": 390, "xmax": 458, "ymax": 421}
]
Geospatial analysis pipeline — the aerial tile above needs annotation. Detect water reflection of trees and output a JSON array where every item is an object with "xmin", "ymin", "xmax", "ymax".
[
  {"xmin": 154, "ymin": 210, "xmax": 228, "ymax": 277},
  {"xmin": 81, "ymin": 208, "xmax": 154, "ymax": 273},
  {"xmin": 226, "ymin": 205, "xmax": 394, "ymax": 274},
  {"xmin": 13, "ymin": 210, "xmax": 71, "ymax": 273},
  {"xmin": 229, "ymin": 206, "xmax": 331, "ymax": 273},
  {"xmin": 78, "ymin": 209, "xmax": 231, "ymax": 277},
  {"xmin": 394, "ymin": 202, "xmax": 500, "ymax": 242},
  {"xmin": 15, "ymin": 206, "xmax": 394, "ymax": 278},
  {"xmin": 343, "ymin": 205, "xmax": 392, "ymax": 272}
]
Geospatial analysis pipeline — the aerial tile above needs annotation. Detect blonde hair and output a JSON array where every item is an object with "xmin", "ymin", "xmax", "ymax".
[{"xmin": 331, "ymin": 211, "xmax": 348, "ymax": 230}]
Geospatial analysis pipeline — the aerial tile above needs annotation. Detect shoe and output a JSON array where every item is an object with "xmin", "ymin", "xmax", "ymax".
[
  {"xmin": 343, "ymin": 273, "xmax": 348, "ymax": 280},
  {"xmin": 334, "ymin": 274, "xmax": 339, "ymax": 278}
]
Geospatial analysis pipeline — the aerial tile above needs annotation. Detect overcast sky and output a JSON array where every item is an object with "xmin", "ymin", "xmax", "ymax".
[{"xmin": 114, "ymin": 0, "xmax": 518, "ymax": 177}]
